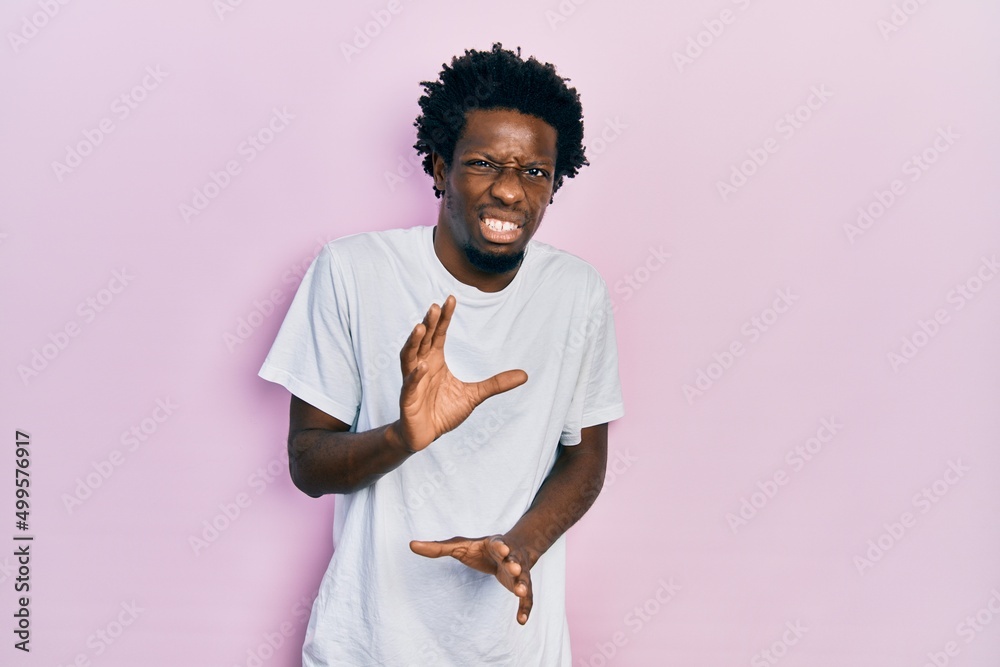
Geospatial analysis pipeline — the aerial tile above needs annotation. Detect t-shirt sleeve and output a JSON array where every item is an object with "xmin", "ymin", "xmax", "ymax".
[
  {"xmin": 560, "ymin": 273, "xmax": 625, "ymax": 446},
  {"xmin": 258, "ymin": 245, "xmax": 361, "ymax": 427}
]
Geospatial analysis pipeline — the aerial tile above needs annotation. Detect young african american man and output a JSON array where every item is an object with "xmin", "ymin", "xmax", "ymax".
[{"xmin": 259, "ymin": 43, "xmax": 624, "ymax": 666}]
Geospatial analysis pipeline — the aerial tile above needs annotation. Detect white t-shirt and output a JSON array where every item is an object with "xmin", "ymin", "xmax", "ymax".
[{"xmin": 259, "ymin": 225, "xmax": 624, "ymax": 666}]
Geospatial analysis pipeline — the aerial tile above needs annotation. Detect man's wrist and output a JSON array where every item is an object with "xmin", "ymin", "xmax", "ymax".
[
  {"xmin": 384, "ymin": 421, "xmax": 414, "ymax": 456},
  {"xmin": 503, "ymin": 527, "xmax": 544, "ymax": 570}
]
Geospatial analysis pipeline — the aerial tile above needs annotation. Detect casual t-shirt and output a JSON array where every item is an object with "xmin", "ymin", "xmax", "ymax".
[{"xmin": 258, "ymin": 225, "xmax": 624, "ymax": 666}]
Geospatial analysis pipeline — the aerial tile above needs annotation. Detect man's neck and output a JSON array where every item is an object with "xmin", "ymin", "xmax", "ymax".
[{"xmin": 432, "ymin": 226, "xmax": 522, "ymax": 293}]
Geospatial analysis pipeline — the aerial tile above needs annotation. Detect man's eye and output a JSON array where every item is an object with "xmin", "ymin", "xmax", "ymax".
[{"xmin": 524, "ymin": 168, "xmax": 549, "ymax": 179}]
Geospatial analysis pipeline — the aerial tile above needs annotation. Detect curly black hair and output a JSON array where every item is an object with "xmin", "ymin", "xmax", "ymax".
[{"xmin": 413, "ymin": 43, "xmax": 588, "ymax": 198}]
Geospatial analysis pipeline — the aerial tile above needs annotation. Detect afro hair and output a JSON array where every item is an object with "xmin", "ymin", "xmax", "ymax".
[{"xmin": 413, "ymin": 43, "xmax": 588, "ymax": 198}]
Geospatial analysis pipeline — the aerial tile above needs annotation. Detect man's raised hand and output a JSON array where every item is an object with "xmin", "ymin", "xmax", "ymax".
[
  {"xmin": 409, "ymin": 535, "xmax": 534, "ymax": 625},
  {"xmin": 393, "ymin": 295, "xmax": 527, "ymax": 453}
]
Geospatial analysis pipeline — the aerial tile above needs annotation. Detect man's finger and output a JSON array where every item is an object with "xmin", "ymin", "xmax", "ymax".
[
  {"xmin": 409, "ymin": 539, "xmax": 452, "ymax": 558},
  {"xmin": 490, "ymin": 538, "xmax": 522, "ymax": 578},
  {"xmin": 431, "ymin": 294, "xmax": 457, "ymax": 350},
  {"xmin": 400, "ymin": 322, "xmax": 424, "ymax": 370},
  {"xmin": 431, "ymin": 295, "xmax": 456, "ymax": 350},
  {"xmin": 472, "ymin": 369, "xmax": 528, "ymax": 403},
  {"xmin": 486, "ymin": 536, "xmax": 510, "ymax": 561},
  {"xmin": 417, "ymin": 303, "xmax": 441, "ymax": 358},
  {"xmin": 516, "ymin": 573, "xmax": 533, "ymax": 625},
  {"xmin": 400, "ymin": 362, "xmax": 428, "ymax": 402}
]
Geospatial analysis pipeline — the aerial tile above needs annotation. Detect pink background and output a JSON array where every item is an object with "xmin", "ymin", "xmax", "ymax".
[{"xmin": 3, "ymin": 1, "xmax": 999, "ymax": 665}]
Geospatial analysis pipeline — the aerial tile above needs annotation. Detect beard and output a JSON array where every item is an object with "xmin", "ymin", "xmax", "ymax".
[
  {"xmin": 443, "ymin": 193, "xmax": 527, "ymax": 275},
  {"xmin": 461, "ymin": 240, "xmax": 525, "ymax": 274}
]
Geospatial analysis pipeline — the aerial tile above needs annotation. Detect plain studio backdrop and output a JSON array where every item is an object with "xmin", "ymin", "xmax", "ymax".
[{"xmin": 2, "ymin": 1, "xmax": 999, "ymax": 665}]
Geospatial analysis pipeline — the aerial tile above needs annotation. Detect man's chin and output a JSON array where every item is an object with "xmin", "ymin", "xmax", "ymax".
[{"xmin": 462, "ymin": 242, "xmax": 525, "ymax": 275}]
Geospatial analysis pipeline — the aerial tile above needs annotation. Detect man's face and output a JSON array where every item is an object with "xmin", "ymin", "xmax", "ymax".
[{"xmin": 433, "ymin": 108, "xmax": 558, "ymax": 282}]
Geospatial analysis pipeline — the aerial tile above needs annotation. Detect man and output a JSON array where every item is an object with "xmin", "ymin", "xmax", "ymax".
[{"xmin": 259, "ymin": 43, "xmax": 624, "ymax": 666}]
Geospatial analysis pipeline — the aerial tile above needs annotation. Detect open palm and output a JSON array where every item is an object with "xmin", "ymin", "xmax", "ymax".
[
  {"xmin": 410, "ymin": 535, "xmax": 534, "ymax": 624},
  {"xmin": 397, "ymin": 295, "xmax": 527, "ymax": 452}
]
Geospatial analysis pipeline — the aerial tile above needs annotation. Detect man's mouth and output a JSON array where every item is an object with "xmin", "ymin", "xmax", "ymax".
[
  {"xmin": 483, "ymin": 217, "xmax": 519, "ymax": 232},
  {"xmin": 479, "ymin": 216, "xmax": 524, "ymax": 244}
]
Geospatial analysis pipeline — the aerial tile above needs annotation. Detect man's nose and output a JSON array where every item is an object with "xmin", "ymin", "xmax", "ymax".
[{"xmin": 489, "ymin": 167, "xmax": 526, "ymax": 205}]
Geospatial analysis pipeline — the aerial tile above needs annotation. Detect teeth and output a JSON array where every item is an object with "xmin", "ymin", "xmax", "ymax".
[{"xmin": 484, "ymin": 218, "xmax": 517, "ymax": 232}]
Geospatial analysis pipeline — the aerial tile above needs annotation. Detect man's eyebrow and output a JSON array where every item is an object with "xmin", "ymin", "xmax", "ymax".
[{"xmin": 467, "ymin": 151, "xmax": 555, "ymax": 167}]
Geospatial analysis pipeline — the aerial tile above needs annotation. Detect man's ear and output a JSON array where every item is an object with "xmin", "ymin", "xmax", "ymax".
[{"xmin": 431, "ymin": 152, "xmax": 448, "ymax": 193}]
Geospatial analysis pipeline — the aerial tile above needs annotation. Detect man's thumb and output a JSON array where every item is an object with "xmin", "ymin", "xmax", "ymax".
[
  {"xmin": 410, "ymin": 540, "xmax": 448, "ymax": 558},
  {"xmin": 474, "ymin": 369, "xmax": 528, "ymax": 402}
]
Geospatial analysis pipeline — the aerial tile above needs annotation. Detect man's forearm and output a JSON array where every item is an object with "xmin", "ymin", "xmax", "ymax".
[
  {"xmin": 289, "ymin": 422, "xmax": 413, "ymax": 497},
  {"xmin": 504, "ymin": 426, "xmax": 608, "ymax": 567}
]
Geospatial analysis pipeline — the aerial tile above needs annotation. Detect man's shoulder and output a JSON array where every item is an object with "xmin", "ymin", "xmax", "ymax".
[
  {"xmin": 527, "ymin": 238, "xmax": 607, "ymax": 290},
  {"xmin": 324, "ymin": 225, "xmax": 428, "ymax": 257}
]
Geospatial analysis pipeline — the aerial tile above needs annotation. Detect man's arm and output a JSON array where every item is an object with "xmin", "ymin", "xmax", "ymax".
[
  {"xmin": 287, "ymin": 295, "xmax": 527, "ymax": 497},
  {"xmin": 287, "ymin": 397, "xmax": 412, "ymax": 497},
  {"xmin": 506, "ymin": 423, "xmax": 608, "ymax": 568},
  {"xmin": 411, "ymin": 422, "xmax": 608, "ymax": 624}
]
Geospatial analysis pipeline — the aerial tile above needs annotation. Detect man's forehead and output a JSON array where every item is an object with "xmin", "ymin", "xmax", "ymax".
[{"xmin": 456, "ymin": 108, "xmax": 557, "ymax": 158}]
